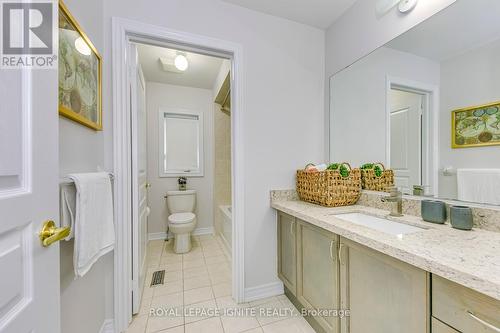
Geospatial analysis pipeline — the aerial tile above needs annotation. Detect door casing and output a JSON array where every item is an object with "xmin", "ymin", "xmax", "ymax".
[
  {"xmin": 130, "ymin": 43, "xmax": 149, "ymax": 315},
  {"xmin": 389, "ymin": 89, "xmax": 423, "ymax": 193}
]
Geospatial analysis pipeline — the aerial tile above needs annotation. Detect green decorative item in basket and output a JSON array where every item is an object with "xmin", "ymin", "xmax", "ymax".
[
  {"xmin": 360, "ymin": 162, "xmax": 394, "ymax": 192},
  {"xmin": 361, "ymin": 163, "xmax": 383, "ymax": 177},
  {"xmin": 327, "ymin": 163, "xmax": 339, "ymax": 170},
  {"xmin": 327, "ymin": 163, "xmax": 350, "ymax": 177}
]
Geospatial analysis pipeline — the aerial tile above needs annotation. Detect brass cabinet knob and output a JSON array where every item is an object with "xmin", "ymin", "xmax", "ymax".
[{"xmin": 39, "ymin": 220, "xmax": 70, "ymax": 247}]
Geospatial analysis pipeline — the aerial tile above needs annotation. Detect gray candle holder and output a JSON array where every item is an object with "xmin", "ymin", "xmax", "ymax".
[
  {"xmin": 421, "ymin": 200, "xmax": 447, "ymax": 224},
  {"xmin": 450, "ymin": 206, "xmax": 473, "ymax": 230}
]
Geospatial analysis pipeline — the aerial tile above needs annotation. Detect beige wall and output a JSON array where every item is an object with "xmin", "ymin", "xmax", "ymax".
[
  {"xmin": 214, "ymin": 105, "xmax": 232, "ymax": 234},
  {"xmin": 146, "ymin": 82, "xmax": 215, "ymax": 236}
]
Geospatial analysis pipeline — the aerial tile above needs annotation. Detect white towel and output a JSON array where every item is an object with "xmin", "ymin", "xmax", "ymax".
[
  {"xmin": 69, "ymin": 172, "xmax": 115, "ymax": 277},
  {"xmin": 60, "ymin": 184, "xmax": 76, "ymax": 240},
  {"xmin": 457, "ymin": 168, "xmax": 500, "ymax": 205}
]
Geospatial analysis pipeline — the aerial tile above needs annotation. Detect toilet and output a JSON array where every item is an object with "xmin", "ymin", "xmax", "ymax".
[{"xmin": 166, "ymin": 190, "xmax": 197, "ymax": 253}]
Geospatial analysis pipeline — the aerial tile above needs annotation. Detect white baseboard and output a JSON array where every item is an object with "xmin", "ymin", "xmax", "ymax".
[
  {"xmin": 148, "ymin": 232, "xmax": 167, "ymax": 241},
  {"xmin": 192, "ymin": 226, "xmax": 214, "ymax": 236},
  {"xmin": 244, "ymin": 281, "xmax": 284, "ymax": 302},
  {"xmin": 98, "ymin": 319, "xmax": 114, "ymax": 333},
  {"xmin": 148, "ymin": 227, "xmax": 214, "ymax": 241}
]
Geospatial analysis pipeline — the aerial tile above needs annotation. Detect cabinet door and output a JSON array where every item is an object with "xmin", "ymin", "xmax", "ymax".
[
  {"xmin": 297, "ymin": 222, "xmax": 339, "ymax": 333},
  {"xmin": 431, "ymin": 318, "xmax": 460, "ymax": 333},
  {"xmin": 277, "ymin": 212, "xmax": 297, "ymax": 294},
  {"xmin": 339, "ymin": 238, "xmax": 429, "ymax": 333}
]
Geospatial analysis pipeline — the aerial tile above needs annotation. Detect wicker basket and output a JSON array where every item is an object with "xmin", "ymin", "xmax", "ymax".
[
  {"xmin": 361, "ymin": 162, "xmax": 394, "ymax": 192},
  {"xmin": 296, "ymin": 163, "xmax": 361, "ymax": 207}
]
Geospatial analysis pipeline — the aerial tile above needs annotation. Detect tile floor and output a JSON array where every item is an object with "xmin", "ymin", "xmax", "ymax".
[{"xmin": 126, "ymin": 235, "xmax": 315, "ymax": 333}]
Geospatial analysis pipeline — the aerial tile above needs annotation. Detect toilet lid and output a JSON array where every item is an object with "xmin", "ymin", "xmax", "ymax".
[{"xmin": 168, "ymin": 212, "xmax": 195, "ymax": 224}]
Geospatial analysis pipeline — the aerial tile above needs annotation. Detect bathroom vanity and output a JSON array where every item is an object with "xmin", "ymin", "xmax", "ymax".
[
  {"xmin": 274, "ymin": 1, "xmax": 500, "ymax": 331},
  {"xmin": 273, "ymin": 198, "xmax": 500, "ymax": 333}
]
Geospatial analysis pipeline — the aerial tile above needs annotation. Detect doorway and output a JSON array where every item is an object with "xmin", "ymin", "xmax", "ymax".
[
  {"xmin": 386, "ymin": 78, "xmax": 439, "ymax": 197},
  {"xmin": 112, "ymin": 19, "xmax": 245, "ymax": 332},
  {"xmin": 389, "ymin": 88, "xmax": 425, "ymax": 194},
  {"xmin": 129, "ymin": 40, "xmax": 234, "ymax": 317}
]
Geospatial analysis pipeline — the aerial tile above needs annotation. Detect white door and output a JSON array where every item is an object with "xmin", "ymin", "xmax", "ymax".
[
  {"xmin": 130, "ymin": 44, "xmax": 149, "ymax": 314},
  {"xmin": 389, "ymin": 89, "xmax": 423, "ymax": 194},
  {"xmin": 0, "ymin": 67, "xmax": 60, "ymax": 333}
]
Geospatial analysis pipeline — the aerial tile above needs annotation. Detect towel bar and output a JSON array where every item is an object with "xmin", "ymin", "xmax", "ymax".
[{"xmin": 60, "ymin": 172, "xmax": 114, "ymax": 186}]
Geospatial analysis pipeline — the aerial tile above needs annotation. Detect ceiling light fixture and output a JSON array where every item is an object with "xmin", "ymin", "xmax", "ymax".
[
  {"xmin": 174, "ymin": 54, "xmax": 189, "ymax": 71},
  {"xmin": 398, "ymin": 0, "xmax": 418, "ymax": 13},
  {"xmin": 74, "ymin": 36, "xmax": 91, "ymax": 56},
  {"xmin": 376, "ymin": 0, "xmax": 418, "ymax": 16}
]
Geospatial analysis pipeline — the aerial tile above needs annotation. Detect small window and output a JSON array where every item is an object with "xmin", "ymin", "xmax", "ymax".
[{"xmin": 159, "ymin": 108, "xmax": 204, "ymax": 177}]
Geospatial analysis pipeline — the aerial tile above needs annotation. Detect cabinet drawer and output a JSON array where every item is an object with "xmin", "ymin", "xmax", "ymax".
[
  {"xmin": 431, "ymin": 317, "xmax": 460, "ymax": 333},
  {"xmin": 432, "ymin": 275, "xmax": 500, "ymax": 333}
]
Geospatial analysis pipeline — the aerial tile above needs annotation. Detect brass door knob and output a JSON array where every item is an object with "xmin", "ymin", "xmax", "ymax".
[
  {"xmin": 39, "ymin": 220, "xmax": 70, "ymax": 247},
  {"xmin": 145, "ymin": 183, "xmax": 152, "ymax": 188}
]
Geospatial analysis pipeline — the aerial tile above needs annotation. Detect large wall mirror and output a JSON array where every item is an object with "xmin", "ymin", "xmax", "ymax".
[{"xmin": 329, "ymin": 0, "xmax": 500, "ymax": 206}]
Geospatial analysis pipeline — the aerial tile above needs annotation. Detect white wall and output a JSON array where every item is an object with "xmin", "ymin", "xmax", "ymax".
[
  {"xmin": 330, "ymin": 47, "xmax": 440, "ymax": 165},
  {"xmin": 439, "ymin": 39, "xmax": 500, "ymax": 199},
  {"xmin": 325, "ymin": 0, "xmax": 457, "ymax": 158},
  {"xmin": 104, "ymin": 0, "xmax": 325, "ymax": 290},
  {"xmin": 58, "ymin": 0, "xmax": 114, "ymax": 332},
  {"xmin": 146, "ymin": 82, "xmax": 215, "ymax": 235}
]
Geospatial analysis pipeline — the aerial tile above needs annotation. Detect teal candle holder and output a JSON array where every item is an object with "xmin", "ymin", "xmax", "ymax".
[
  {"xmin": 450, "ymin": 206, "xmax": 473, "ymax": 231},
  {"xmin": 421, "ymin": 200, "xmax": 447, "ymax": 224}
]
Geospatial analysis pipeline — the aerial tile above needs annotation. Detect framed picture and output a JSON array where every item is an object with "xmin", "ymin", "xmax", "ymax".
[
  {"xmin": 452, "ymin": 101, "xmax": 500, "ymax": 148},
  {"xmin": 58, "ymin": 1, "xmax": 102, "ymax": 130}
]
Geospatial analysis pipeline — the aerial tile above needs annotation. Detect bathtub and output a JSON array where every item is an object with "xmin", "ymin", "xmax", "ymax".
[{"xmin": 219, "ymin": 205, "xmax": 232, "ymax": 256}]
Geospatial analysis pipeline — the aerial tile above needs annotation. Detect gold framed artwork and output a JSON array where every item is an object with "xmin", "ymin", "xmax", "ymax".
[
  {"xmin": 58, "ymin": 1, "xmax": 102, "ymax": 130},
  {"xmin": 452, "ymin": 101, "xmax": 500, "ymax": 148}
]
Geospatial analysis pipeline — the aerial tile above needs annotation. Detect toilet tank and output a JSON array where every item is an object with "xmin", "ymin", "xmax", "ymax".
[{"xmin": 166, "ymin": 190, "xmax": 196, "ymax": 214}]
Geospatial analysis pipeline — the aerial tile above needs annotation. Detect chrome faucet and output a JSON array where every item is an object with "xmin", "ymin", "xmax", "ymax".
[{"xmin": 381, "ymin": 186, "xmax": 403, "ymax": 217}]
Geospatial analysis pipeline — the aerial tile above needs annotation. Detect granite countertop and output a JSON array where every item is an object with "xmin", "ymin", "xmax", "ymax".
[{"xmin": 271, "ymin": 199, "xmax": 500, "ymax": 301}]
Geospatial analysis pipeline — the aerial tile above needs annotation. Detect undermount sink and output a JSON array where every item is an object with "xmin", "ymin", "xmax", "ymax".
[{"xmin": 333, "ymin": 213, "xmax": 425, "ymax": 237}]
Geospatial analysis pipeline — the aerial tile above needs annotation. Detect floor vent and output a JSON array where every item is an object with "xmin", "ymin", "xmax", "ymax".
[{"xmin": 150, "ymin": 270, "xmax": 165, "ymax": 287}]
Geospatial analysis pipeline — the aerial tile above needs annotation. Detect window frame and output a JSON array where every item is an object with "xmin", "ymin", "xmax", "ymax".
[{"xmin": 158, "ymin": 107, "xmax": 204, "ymax": 177}]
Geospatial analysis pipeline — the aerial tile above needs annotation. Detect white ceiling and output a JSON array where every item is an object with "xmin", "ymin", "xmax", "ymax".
[
  {"xmin": 387, "ymin": 0, "xmax": 500, "ymax": 62},
  {"xmin": 136, "ymin": 43, "xmax": 224, "ymax": 89},
  {"xmin": 221, "ymin": 0, "xmax": 357, "ymax": 29}
]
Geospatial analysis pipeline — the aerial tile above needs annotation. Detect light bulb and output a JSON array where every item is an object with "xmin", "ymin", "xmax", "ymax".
[
  {"xmin": 74, "ymin": 37, "xmax": 91, "ymax": 56},
  {"xmin": 174, "ymin": 54, "xmax": 188, "ymax": 71}
]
